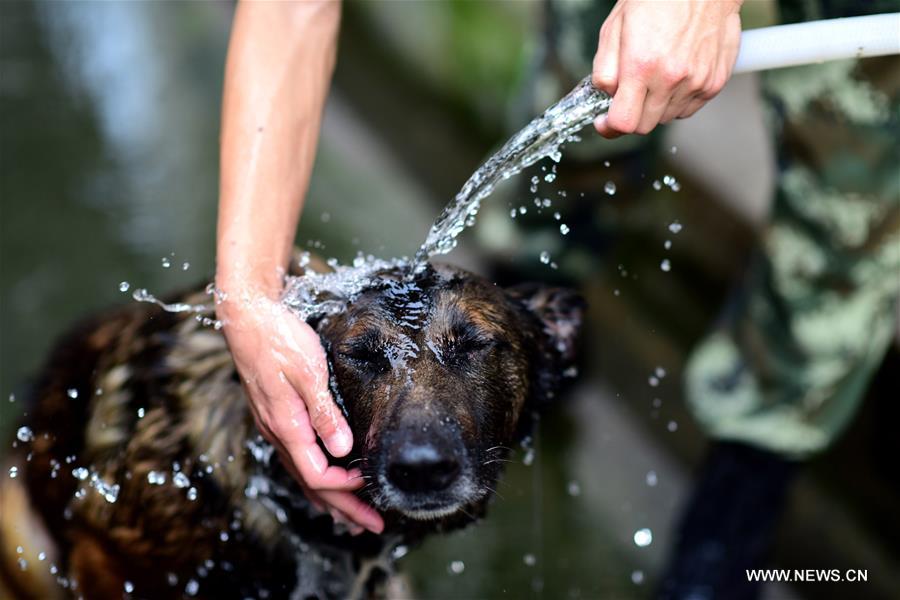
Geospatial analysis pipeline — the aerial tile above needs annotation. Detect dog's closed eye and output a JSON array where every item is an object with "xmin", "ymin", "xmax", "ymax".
[
  {"xmin": 433, "ymin": 323, "xmax": 499, "ymax": 367},
  {"xmin": 338, "ymin": 333, "xmax": 390, "ymax": 373}
]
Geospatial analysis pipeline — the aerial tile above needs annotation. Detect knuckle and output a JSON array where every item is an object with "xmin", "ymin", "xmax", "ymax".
[
  {"xmin": 592, "ymin": 70, "xmax": 615, "ymax": 91},
  {"xmin": 661, "ymin": 62, "xmax": 689, "ymax": 86},
  {"xmin": 631, "ymin": 56, "xmax": 658, "ymax": 79},
  {"xmin": 608, "ymin": 112, "xmax": 637, "ymax": 134},
  {"xmin": 687, "ymin": 71, "xmax": 708, "ymax": 93},
  {"xmin": 311, "ymin": 410, "xmax": 337, "ymax": 438}
]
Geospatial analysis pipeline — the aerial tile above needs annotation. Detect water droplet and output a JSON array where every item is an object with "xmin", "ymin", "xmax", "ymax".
[
  {"xmin": 72, "ymin": 467, "xmax": 89, "ymax": 481},
  {"xmin": 181, "ymin": 262, "xmax": 190, "ymax": 271},
  {"xmin": 553, "ymin": 211, "xmax": 561, "ymax": 221},
  {"xmin": 16, "ymin": 427, "xmax": 33, "ymax": 443},
  {"xmin": 510, "ymin": 209, "xmax": 517, "ymax": 218},
  {"xmin": 668, "ymin": 221, "xmax": 682, "ymax": 234},
  {"xmin": 539, "ymin": 251, "xmax": 551, "ymax": 265},
  {"xmin": 124, "ymin": 581, "xmax": 134, "ymax": 593},
  {"xmin": 519, "ymin": 206, "xmax": 527, "ymax": 215},
  {"xmin": 603, "ymin": 160, "xmax": 611, "ymax": 167},
  {"xmin": 320, "ymin": 212, "xmax": 331, "ymax": 223},
  {"xmin": 38, "ymin": 552, "xmax": 46, "ymax": 561},
  {"xmin": 161, "ymin": 257, "xmax": 171, "ymax": 269},
  {"xmin": 522, "ymin": 447, "xmax": 535, "ymax": 466},
  {"xmin": 655, "ymin": 367, "xmax": 666, "ymax": 378},
  {"xmin": 670, "ymin": 145, "xmax": 678, "ymax": 155},
  {"xmin": 660, "ymin": 259, "xmax": 671, "ymax": 272},
  {"xmin": 185, "ymin": 579, "xmax": 199, "ymax": 596},
  {"xmin": 567, "ymin": 480, "xmax": 581, "ymax": 496},
  {"xmin": 118, "ymin": 281, "xmax": 130, "ymax": 292},
  {"xmin": 392, "ymin": 545, "xmax": 409, "ymax": 559},
  {"xmin": 187, "ymin": 487, "xmax": 198, "ymax": 501},
  {"xmin": 219, "ymin": 531, "xmax": 229, "ymax": 542},
  {"xmin": 632, "ymin": 570, "xmax": 645, "ymax": 584},
  {"xmin": 664, "ymin": 239, "xmax": 672, "ymax": 250},
  {"xmin": 147, "ymin": 471, "xmax": 167, "ymax": 485},
  {"xmin": 646, "ymin": 470, "xmax": 658, "ymax": 487},
  {"xmin": 18, "ymin": 557, "xmax": 27, "ymax": 571},
  {"xmin": 652, "ymin": 180, "xmax": 662, "ymax": 191},
  {"xmin": 8, "ymin": 393, "xmax": 15, "ymax": 403},
  {"xmin": 604, "ymin": 181, "xmax": 617, "ymax": 195},
  {"xmin": 633, "ymin": 528, "xmax": 653, "ymax": 547},
  {"xmin": 137, "ymin": 407, "xmax": 145, "ymax": 419},
  {"xmin": 559, "ymin": 224, "xmax": 570, "ymax": 235},
  {"xmin": 667, "ymin": 420, "xmax": 678, "ymax": 432},
  {"xmin": 530, "ymin": 176, "xmax": 540, "ymax": 193},
  {"xmin": 648, "ymin": 376, "xmax": 659, "ymax": 387},
  {"xmin": 448, "ymin": 560, "xmax": 465, "ymax": 575},
  {"xmin": 523, "ymin": 553, "xmax": 537, "ymax": 567},
  {"xmin": 66, "ymin": 389, "xmax": 78, "ymax": 399},
  {"xmin": 173, "ymin": 472, "xmax": 190, "ymax": 489},
  {"xmin": 663, "ymin": 174, "xmax": 675, "ymax": 186}
]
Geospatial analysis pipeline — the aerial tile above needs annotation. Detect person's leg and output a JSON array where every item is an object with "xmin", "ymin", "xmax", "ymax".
[{"xmin": 668, "ymin": 38, "xmax": 900, "ymax": 600}]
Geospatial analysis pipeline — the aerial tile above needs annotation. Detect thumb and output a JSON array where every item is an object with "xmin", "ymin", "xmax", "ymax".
[
  {"xmin": 592, "ymin": 14, "xmax": 622, "ymax": 95},
  {"xmin": 286, "ymin": 323, "xmax": 354, "ymax": 457}
]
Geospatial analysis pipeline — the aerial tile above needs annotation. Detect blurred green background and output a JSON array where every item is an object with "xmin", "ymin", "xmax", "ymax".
[{"xmin": 1, "ymin": 2, "xmax": 897, "ymax": 599}]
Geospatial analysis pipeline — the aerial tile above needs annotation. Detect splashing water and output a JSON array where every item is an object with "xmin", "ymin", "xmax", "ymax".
[
  {"xmin": 281, "ymin": 254, "xmax": 411, "ymax": 321},
  {"xmin": 135, "ymin": 77, "xmax": 611, "ymax": 327},
  {"xmin": 412, "ymin": 76, "xmax": 611, "ymax": 266},
  {"xmin": 281, "ymin": 77, "xmax": 609, "ymax": 319}
]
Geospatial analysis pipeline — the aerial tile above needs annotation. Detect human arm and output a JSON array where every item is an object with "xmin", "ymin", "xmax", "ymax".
[
  {"xmin": 592, "ymin": 0, "xmax": 743, "ymax": 137},
  {"xmin": 216, "ymin": 0, "xmax": 383, "ymax": 534}
]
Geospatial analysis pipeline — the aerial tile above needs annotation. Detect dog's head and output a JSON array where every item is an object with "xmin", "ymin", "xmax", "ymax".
[{"xmin": 315, "ymin": 263, "xmax": 583, "ymax": 527}]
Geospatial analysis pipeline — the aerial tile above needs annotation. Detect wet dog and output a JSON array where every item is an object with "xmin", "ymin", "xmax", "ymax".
[{"xmin": 0, "ymin": 262, "xmax": 583, "ymax": 599}]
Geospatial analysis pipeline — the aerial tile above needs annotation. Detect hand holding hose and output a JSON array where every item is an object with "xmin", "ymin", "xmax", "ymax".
[{"xmin": 592, "ymin": 0, "xmax": 743, "ymax": 137}]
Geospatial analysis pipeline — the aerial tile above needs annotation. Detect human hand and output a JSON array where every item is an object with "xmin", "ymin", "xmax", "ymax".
[
  {"xmin": 217, "ymin": 286, "xmax": 384, "ymax": 535},
  {"xmin": 592, "ymin": 0, "xmax": 742, "ymax": 138}
]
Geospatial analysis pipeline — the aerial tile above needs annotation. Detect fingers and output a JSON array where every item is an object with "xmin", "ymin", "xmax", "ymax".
[
  {"xmin": 590, "ymin": 1, "xmax": 742, "ymax": 137},
  {"xmin": 285, "ymin": 327, "xmax": 354, "ymax": 458},
  {"xmin": 317, "ymin": 488, "xmax": 385, "ymax": 534},
  {"xmin": 594, "ymin": 78, "xmax": 646, "ymax": 138},
  {"xmin": 592, "ymin": 13, "xmax": 622, "ymax": 95},
  {"xmin": 274, "ymin": 420, "xmax": 363, "ymax": 491}
]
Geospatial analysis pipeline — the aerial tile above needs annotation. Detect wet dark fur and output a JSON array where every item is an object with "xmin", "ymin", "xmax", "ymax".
[{"xmin": 0, "ymin": 263, "xmax": 582, "ymax": 599}]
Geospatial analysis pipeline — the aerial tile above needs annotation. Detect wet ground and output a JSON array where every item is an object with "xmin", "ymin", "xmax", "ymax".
[{"xmin": 2, "ymin": 3, "xmax": 899, "ymax": 599}]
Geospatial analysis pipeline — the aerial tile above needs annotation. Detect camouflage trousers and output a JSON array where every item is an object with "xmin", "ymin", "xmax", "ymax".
[
  {"xmin": 687, "ymin": 54, "xmax": 900, "ymax": 458},
  {"xmin": 543, "ymin": 0, "xmax": 900, "ymax": 458}
]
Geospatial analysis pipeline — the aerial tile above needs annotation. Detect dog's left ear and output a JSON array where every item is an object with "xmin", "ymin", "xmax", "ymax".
[{"xmin": 506, "ymin": 283, "xmax": 585, "ymax": 363}]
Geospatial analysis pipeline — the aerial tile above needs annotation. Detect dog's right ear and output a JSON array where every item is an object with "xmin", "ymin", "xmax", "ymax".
[{"xmin": 505, "ymin": 283, "xmax": 585, "ymax": 364}]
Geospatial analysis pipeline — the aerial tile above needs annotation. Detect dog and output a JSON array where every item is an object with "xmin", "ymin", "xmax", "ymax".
[{"xmin": 0, "ymin": 261, "xmax": 583, "ymax": 599}]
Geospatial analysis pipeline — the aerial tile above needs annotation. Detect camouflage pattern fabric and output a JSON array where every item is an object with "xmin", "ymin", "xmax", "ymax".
[
  {"xmin": 542, "ymin": 0, "xmax": 900, "ymax": 458},
  {"xmin": 686, "ymin": 53, "xmax": 899, "ymax": 458}
]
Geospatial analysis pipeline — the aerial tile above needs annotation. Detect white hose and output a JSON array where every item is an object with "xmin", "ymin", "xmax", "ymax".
[{"xmin": 733, "ymin": 13, "xmax": 900, "ymax": 74}]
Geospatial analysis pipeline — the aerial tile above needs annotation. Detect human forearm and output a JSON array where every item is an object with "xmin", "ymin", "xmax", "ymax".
[{"xmin": 217, "ymin": 0, "xmax": 341, "ymax": 297}]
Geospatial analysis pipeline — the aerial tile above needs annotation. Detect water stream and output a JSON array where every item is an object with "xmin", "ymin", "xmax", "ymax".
[
  {"xmin": 132, "ymin": 77, "xmax": 611, "ymax": 326},
  {"xmin": 412, "ymin": 76, "xmax": 610, "ymax": 266},
  {"xmin": 282, "ymin": 76, "xmax": 610, "ymax": 318}
]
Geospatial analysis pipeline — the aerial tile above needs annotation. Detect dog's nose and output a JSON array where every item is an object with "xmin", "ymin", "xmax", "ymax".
[{"xmin": 387, "ymin": 442, "xmax": 461, "ymax": 494}]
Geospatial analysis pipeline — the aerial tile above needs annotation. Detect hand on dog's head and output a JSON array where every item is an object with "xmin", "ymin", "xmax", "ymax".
[{"xmin": 314, "ymin": 264, "xmax": 584, "ymax": 530}]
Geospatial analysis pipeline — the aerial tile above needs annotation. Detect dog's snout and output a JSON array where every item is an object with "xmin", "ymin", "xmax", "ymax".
[{"xmin": 387, "ymin": 442, "xmax": 461, "ymax": 494}]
